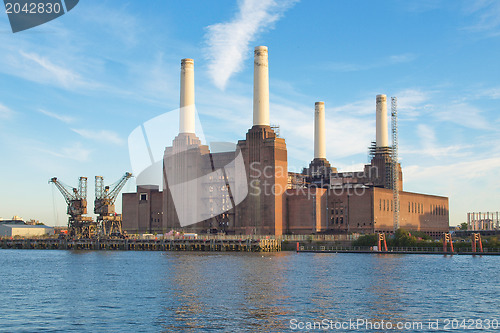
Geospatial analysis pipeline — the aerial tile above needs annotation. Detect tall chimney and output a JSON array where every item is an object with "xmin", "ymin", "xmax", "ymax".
[
  {"xmin": 314, "ymin": 102, "xmax": 326, "ymax": 159},
  {"xmin": 253, "ymin": 46, "xmax": 270, "ymax": 126},
  {"xmin": 376, "ymin": 94, "xmax": 388, "ymax": 147},
  {"xmin": 180, "ymin": 58, "xmax": 195, "ymax": 134}
]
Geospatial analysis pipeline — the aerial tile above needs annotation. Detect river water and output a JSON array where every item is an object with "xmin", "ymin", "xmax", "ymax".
[{"xmin": 0, "ymin": 250, "xmax": 498, "ymax": 332}]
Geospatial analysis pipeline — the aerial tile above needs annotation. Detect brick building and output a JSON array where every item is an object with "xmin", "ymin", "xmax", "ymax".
[{"xmin": 122, "ymin": 46, "xmax": 449, "ymax": 237}]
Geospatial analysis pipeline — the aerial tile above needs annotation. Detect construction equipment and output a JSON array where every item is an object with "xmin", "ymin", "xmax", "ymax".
[
  {"xmin": 49, "ymin": 177, "xmax": 97, "ymax": 238},
  {"xmin": 94, "ymin": 172, "xmax": 132, "ymax": 237},
  {"xmin": 391, "ymin": 97, "xmax": 400, "ymax": 231}
]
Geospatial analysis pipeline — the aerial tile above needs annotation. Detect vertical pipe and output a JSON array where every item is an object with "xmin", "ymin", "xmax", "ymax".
[
  {"xmin": 180, "ymin": 58, "xmax": 195, "ymax": 133},
  {"xmin": 314, "ymin": 102, "xmax": 326, "ymax": 159},
  {"xmin": 376, "ymin": 94, "xmax": 389, "ymax": 147},
  {"xmin": 253, "ymin": 46, "xmax": 270, "ymax": 126}
]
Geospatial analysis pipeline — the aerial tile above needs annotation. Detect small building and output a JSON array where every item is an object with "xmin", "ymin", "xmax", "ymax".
[{"xmin": 0, "ymin": 224, "xmax": 54, "ymax": 237}]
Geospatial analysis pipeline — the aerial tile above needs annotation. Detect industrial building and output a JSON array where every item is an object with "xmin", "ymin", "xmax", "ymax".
[
  {"xmin": 123, "ymin": 46, "xmax": 449, "ymax": 237},
  {"xmin": 0, "ymin": 219, "xmax": 54, "ymax": 237},
  {"xmin": 467, "ymin": 212, "xmax": 500, "ymax": 231}
]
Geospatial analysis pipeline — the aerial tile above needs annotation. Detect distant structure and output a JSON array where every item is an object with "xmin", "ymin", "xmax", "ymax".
[
  {"xmin": 0, "ymin": 218, "xmax": 54, "ymax": 237},
  {"xmin": 467, "ymin": 212, "xmax": 500, "ymax": 231},
  {"xmin": 123, "ymin": 46, "xmax": 449, "ymax": 237}
]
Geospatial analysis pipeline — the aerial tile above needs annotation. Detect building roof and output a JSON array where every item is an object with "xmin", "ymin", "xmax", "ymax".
[{"xmin": 0, "ymin": 225, "xmax": 53, "ymax": 229}]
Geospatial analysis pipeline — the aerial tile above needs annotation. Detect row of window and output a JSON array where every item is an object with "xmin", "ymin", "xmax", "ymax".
[{"xmin": 378, "ymin": 199, "xmax": 447, "ymax": 216}]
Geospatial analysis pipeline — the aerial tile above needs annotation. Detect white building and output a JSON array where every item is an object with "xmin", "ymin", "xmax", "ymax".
[{"xmin": 0, "ymin": 224, "xmax": 54, "ymax": 237}]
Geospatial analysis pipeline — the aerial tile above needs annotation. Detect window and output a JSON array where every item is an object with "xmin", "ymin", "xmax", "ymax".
[
  {"xmin": 379, "ymin": 199, "xmax": 382, "ymax": 211},
  {"xmin": 140, "ymin": 193, "xmax": 148, "ymax": 201}
]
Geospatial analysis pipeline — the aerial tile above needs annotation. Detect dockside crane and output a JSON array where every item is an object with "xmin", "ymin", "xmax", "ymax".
[
  {"xmin": 49, "ymin": 177, "xmax": 97, "ymax": 238},
  {"xmin": 94, "ymin": 172, "xmax": 132, "ymax": 237}
]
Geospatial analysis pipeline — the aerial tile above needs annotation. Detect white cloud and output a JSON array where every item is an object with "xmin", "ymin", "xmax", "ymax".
[
  {"xmin": 330, "ymin": 98, "xmax": 374, "ymax": 116},
  {"xmin": 396, "ymin": 89, "xmax": 432, "ymax": 113},
  {"xmin": 462, "ymin": 0, "xmax": 500, "ymax": 36},
  {"xmin": 204, "ymin": 0, "xmax": 297, "ymax": 90},
  {"xmin": 478, "ymin": 87, "xmax": 500, "ymax": 99},
  {"xmin": 0, "ymin": 103, "xmax": 14, "ymax": 118},
  {"xmin": 323, "ymin": 53, "xmax": 418, "ymax": 72},
  {"xmin": 38, "ymin": 142, "xmax": 92, "ymax": 162},
  {"xmin": 19, "ymin": 51, "xmax": 84, "ymax": 89},
  {"xmin": 38, "ymin": 109, "xmax": 75, "ymax": 124},
  {"xmin": 434, "ymin": 102, "xmax": 491, "ymax": 130},
  {"xmin": 406, "ymin": 124, "xmax": 471, "ymax": 159},
  {"xmin": 72, "ymin": 128, "xmax": 124, "ymax": 145}
]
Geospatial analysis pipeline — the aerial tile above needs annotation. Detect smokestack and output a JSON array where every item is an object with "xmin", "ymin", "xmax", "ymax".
[
  {"xmin": 376, "ymin": 94, "xmax": 388, "ymax": 147},
  {"xmin": 314, "ymin": 102, "xmax": 326, "ymax": 159},
  {"xmin": 180, "ymin": 58, "xmax": 195, "ymax": 134},
  {"xmin": 253, "ymin": 46, "xmax": 270, "ymax": 126}
]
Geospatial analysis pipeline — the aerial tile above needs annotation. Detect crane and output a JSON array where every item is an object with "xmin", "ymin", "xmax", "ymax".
[
  {"xmin": 94, "ymin": 172, "xmax": 132, "ymax": 237},
  {"xmin": 49, "ymin": 177, "xmax": 97, "ymax": 238},
  {"xmin": 391, "ymin": 97, "xmax": 400, "ymax": 231}
]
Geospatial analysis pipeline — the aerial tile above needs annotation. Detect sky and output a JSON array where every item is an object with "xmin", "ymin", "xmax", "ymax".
[{"xmin": 0, "ymin": 0, "xmax": 499, "ymax": 227}]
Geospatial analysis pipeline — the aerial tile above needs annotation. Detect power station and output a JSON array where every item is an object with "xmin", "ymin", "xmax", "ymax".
[{"xmin": 123, "ymin": 46, "xmax": 449, "ymax": 237}]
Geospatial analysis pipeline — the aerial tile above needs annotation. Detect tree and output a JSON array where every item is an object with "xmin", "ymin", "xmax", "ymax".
[
  {"xmin": 352, "ymin": 234, "xmax": 378, "ymax": 247},
  {"xmin": 392, "ymin": 229, "xmax": 417, "ymax": 247},
  {"xmin": 459, "ymin": 222, "xmax": 468, "ymax": 230}
]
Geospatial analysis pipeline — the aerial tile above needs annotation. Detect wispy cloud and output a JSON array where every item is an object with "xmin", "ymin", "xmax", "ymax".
[
  {"xmin": 477, "ymin": 87, "xmax": 500, "ymax": 99},
  {"xmin": 0, "ymin": 103, "xmax": 14, "ymax": 118},
  {"xmin": 38, "ymin": 142, "xmax": 92, "ymax": 162},
  {"xmin": 463, "ymin": 0, "xmax": 500, "ymax": 36},
  {"xmin": 38, "ymin": 109, "xmax": 75, "ymax": 124},
  {"xmin": 18, "ymin": 51, "xmax": 85, "ymax": 89},
  {"xmin": 323, "ymin": 53, "xmax": 418, "ymax": 72},
  {"xmin": 204, "ymin": 0, "xmax": 297, "ymax": 90},
  {"xmin": 72, "ymin": 128, "xmax": 124, "ymax": 145},
  {"xmin": 434, "ymin": 102, "xmax": 491, "ymax": 130},
  {"xmin": 406, "ymin": 124, "xmax": 471, "ymax": 159}
]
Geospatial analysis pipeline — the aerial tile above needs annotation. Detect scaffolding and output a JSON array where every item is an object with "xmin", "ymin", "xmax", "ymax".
[{"xmin": 391, "ymin": 97, "xmax": 400, "ymax": 231}]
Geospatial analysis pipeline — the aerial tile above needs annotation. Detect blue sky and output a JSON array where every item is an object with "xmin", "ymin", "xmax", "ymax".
[{"xmin": 0, "ymin": 0, "xmax": 499, "ymax": 226}]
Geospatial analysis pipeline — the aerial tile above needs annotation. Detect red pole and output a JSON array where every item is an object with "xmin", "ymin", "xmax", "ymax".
[
  {"xmin": 383, "ymin": 237, "xmax": 387, "ymax": 252},
  {"xmin": 443, "ymin": 236, "xmax": 447, "ymax": 253},
  {"xmin": 296, "ymin": 242, "xmax": 299, "ymax": 252},
  {"xmin": 378, "ymin": 236, "xmax": 381, "ymax": 252},
  {"xmin": 449, "ymin": 235, "xmax": 454, "ymax": 253},
  {"xmin": 479, "ymin": 236, "xmax": 483, "ymax": 253}
]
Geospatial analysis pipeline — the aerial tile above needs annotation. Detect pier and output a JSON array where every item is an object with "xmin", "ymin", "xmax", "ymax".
[
  {"xmin": 0, "ymin": 237, "xmax": 281, "ymax": 252},
  {"xmin": 296, "ymin": 244, "xmax": 500, "ymax": 256}
]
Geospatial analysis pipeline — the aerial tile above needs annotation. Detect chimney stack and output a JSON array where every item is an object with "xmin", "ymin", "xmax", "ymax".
[
  {"xmin": 180, "ymin": 58, "xmax": 195, "ymax": 134},
  {"xmin": 376, "ymin": 94, "xmax": 388, "ymax": 147},
  {"xmin": 314, "ymin": 102, "xmax": 326, "ymax": 159},
  {"xmin": 253, "ymin": 46, "xmax": 270, "ymax": 126}
]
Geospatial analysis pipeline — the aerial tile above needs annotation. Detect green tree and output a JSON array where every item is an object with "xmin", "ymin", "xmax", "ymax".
[
  {"xmin": 459, "ymin": 222, "xmax": 468, "ymax": 230},
  {"xmin": 391, "ymin": 229, "xmax": 417, "ymax": 247},
  {"xmin": 352, "ymin": 234, "xmax": 378, "ymax": 247}
]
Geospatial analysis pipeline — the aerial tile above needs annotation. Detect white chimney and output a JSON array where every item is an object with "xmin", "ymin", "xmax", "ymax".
[
  {"xmin": 314, "ymin": 102, "xmax": 326, "ymax": 159},
  {"xmin": 376, "ymin": 94, "xmax": 388, "ymax": 147},
  {"xmin": 253, "ymin": 46, "xmax": 270, "ymax": 126},
  {"xmin": 180, "ymin": 58, "xmax": 195, "ymax": 134}
]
